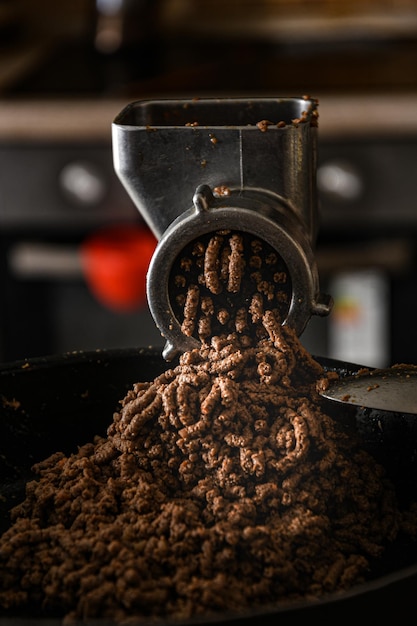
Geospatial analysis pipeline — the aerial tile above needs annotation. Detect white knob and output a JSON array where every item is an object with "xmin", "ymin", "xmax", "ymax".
[
  {"xmin": 317, "ymin": 160, "xmax": 363, "ymax": 202},
  {"xmin": 59, "ymin": 161, "xmax": 107, "ymax": 207}
]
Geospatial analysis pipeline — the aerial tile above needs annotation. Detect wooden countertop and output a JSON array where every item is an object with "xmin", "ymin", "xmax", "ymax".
[
  {"xmin": 0, "ymin": 99, "xmax": 127, "ymax": 142},
  {"xmin": 0, "ymin": 93, "xmax": 417, "ymax": 142}
]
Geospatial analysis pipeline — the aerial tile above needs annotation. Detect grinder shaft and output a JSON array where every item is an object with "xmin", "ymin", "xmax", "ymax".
[{"xmin": 112, "ymin": 97, "xmax": 332, "ymax": 360}]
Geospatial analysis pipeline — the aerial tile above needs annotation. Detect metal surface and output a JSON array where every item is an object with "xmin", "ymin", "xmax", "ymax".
[
  {"xmin": 321, "ymin": 365, "xmax": 417, "ymax": 414},
  {"xmin": 112, "ymin": 97, "xmax": 332, "ymax": 359}
]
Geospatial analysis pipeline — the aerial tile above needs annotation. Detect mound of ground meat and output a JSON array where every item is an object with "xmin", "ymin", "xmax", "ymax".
[{"xmin": 0, "ymin": 311, "xmax": 410, "ymax": 623}]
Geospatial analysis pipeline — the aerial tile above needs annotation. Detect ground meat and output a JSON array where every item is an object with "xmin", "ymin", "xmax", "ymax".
[
  {"xmin": 170, "ymin": 230, "xmax": 291, "ymax": 343},
  {"xmin": 0, "ymin": 316, "xmax": 412, "ymax": 623},
  {"xmin": 1, "ymin": 231, "xmax": 417, "ymax": 623}
]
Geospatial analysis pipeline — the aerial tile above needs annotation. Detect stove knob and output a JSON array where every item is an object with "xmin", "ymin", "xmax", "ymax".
[
  {"xmin": 317, "ymin": 160, "xmax": 364, "ymax": 202},
  {"xmin": 59, "ymin": 161, "xmax": 107, "ymax": 207}
]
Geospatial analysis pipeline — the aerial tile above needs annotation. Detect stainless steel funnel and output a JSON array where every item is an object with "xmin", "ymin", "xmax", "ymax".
[{"xmin": 112, "ymin": 97, "xmax": 332, "ymax": 360}]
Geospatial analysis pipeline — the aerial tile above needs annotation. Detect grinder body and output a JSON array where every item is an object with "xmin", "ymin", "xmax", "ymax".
[{"xmin": 112, "ymin": 97, "xmax": 332, "ymax": 360}]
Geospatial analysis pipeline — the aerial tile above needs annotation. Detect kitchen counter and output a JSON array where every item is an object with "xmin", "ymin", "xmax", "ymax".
[
  {"xmin": 0, "ymin": 98, "xmax": 126, "ymax": 142},
  {"xmin": 1, "ymin": 93, "xmax": 417, "ymax": 142}
]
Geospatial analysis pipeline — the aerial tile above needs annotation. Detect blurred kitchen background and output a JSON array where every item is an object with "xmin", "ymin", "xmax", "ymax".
[{"xmin": 1, "ymin": 0, "xmax": 417, "ymax": 367}]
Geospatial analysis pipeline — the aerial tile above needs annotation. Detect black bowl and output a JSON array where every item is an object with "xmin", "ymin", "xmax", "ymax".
[{"xmin": 1, "ymin": 348, "xmax": 417, "ymax": 625}]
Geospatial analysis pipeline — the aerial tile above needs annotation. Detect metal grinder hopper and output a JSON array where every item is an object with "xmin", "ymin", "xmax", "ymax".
[{"xmin": 112, "ymin": 97, "xmax": 332, "ymax": 360}]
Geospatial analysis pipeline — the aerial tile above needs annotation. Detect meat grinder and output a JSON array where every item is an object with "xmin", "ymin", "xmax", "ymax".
[{"xmin": 112, "ymin": 97, "xmax": 332, "ymax": 360}]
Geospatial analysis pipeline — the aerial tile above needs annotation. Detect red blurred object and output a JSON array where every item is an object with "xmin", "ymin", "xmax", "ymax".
[{"xmin": 81, "ymin": 225, "xmax": 157, "ymax": 312}]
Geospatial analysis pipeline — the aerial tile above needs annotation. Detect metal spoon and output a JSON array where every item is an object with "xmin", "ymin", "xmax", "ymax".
[{"xmin": 320, "ymin": 365, "xmax": 417, "ymax": 415}]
